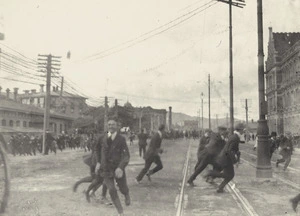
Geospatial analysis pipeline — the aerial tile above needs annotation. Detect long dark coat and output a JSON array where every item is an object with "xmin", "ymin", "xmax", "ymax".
[
  {"xmin": 216, "ymin": 133, "xmax": 240, "ymax": 167},
  {"xmin": 97, "ymin": 133, "xmax": 130, "ymax": 178},
  {"xmin": 144, "ymin": 132, "xmax": 162, "ymax": 160}
]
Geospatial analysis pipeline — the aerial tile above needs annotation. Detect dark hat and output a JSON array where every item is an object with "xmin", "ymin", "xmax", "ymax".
[
  {"xmin": 270, "ymin": 131, "xmax": 277, "ymax": 137},
  {"xmin": 158, "ymin": 124, "xmax": 165, "ymax": 131},
  {"xmin": 218, "ymin": 126, "xmax": 227, "ymax": 131},
  {"xmin": 234, "ymin": 123, "xmax": 245, "ymax": 131},
  {"xmin": 204, "ymin": 129, "xmax": 212, "ymax": 133}
]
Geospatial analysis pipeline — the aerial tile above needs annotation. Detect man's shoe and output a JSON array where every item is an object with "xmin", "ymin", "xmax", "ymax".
[
  {"xmin": 146, "ymin": 173, "xmax": 152, "ymax": 182},
  {"xmin": 290, "ymin": 198, "xmax": 298, "ymax": 212},
  {"xmin": 135, "ymin": 178, "xmax": 141, "ymax": 184},
  {"xmin": 125, "ymin": 194, "xmax": 131, "ymax": 206},
  {"xmin": 187, "ymin": 180, "xmax": 195, "ymax": 187},
  {"xmin": 85, "ymin": 191, "xmax": 91, "ymax": 203},
  {"xmin": 217, "ymin": 188, "xmax": 224, "ymax": 193},
  {"xmin": 100, "ymin": 196, "xmax": 112, "ymax": 205}
]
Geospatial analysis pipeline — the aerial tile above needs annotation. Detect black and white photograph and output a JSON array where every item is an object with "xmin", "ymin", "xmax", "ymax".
[{"xmin": 0, "ymin": 0, "xmax": 299, "ymax": 215}]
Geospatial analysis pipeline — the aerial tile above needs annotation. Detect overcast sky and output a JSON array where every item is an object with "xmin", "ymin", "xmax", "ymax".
[{"xmin": 0, "ymin": 0, "xmax": 299, "ymax": 120}]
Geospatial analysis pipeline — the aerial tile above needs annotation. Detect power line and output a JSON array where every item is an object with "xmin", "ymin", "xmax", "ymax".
[
  {"xmin": 80, "ymin": 1, "xmax": 217, "ymax": 62},
  {"xmin": 0, "ymin": 77, "xmax": 43, "ymax": 85},
  {"xmin": 0, "ymin": 43, "xmax": 38, "ymax": 63}
]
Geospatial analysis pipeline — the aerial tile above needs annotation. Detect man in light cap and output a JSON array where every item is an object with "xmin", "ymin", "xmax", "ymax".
[{"xmin": 205, "ymin": 123, "xmax": 245, "ymax": 193}]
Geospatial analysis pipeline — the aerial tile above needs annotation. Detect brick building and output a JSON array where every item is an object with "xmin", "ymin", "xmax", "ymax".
[
  {"xmin": 265, "ymin": 27, "xmax": 300, "ymax": 135},
  {"xmin": 17, "ymin": 84, "xmax": 89, "ymax": 119},
  {"xmin": 0, "ymin": 87, "xmax": 74, "ymax": 134}
]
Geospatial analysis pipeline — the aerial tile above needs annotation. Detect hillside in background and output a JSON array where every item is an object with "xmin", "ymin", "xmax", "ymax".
[{"xmin": 171, "ymin": 112, "xmax": 247, "ymax": 130}]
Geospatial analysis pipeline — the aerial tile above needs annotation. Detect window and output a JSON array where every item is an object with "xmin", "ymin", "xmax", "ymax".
[
  {"xmin": 9, "ymin": 120, "xmax": 13, "ymax": 127},
  {"xmin": 1, "ymin": 119, "xmax": 6, "ymax": 126},
  {"xmin": 70, "ymin": 103, "xmax": 75, "ymax": 113},
  {"xmin": 60, "ymin": 124, "xmax": 63, "ymax": 133},
  {"xmin": 23, "ymin": 121, "xmax": 27, "ymax": 127},
  {"xmin": 16, "ymin": 120, "xmax": 20, "ymax": 127}
]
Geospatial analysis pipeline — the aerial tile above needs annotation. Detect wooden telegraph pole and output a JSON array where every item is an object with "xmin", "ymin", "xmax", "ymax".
[
  {"xmin": 38, "ymin": 54, "xmax": 61, "ymax": 154},
  {"xmin": 217, "ymin": 0, "xmax": 245, "ymax": 134}
]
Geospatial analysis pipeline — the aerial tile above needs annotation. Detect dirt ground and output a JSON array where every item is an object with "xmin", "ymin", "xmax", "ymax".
[{"xmin": 3, "ymin": 139, "xmax": 189, "ymax": 216}]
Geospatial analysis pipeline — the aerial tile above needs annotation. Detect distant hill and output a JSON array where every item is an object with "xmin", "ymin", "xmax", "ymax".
[{"xmin": 171, "ymin": 112, "xmax": 245, "ymax": 130}]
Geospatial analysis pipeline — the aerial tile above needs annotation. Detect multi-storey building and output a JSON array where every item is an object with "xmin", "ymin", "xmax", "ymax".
[
  {"xmin": 0, "ymin": 87, "xmax": 74, "ymax": 134},
  {"xmin": 17, "ymin": 84, "xmax": 89, "ymax": 119},
  {"xmin": 265, "ymin": 27, "xmax": 300, "ymax": 135}
]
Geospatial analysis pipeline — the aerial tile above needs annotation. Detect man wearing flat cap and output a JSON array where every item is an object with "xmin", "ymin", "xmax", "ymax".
[{"xmin": 136, "ymin": 124, "xmax": 165, "ymax": 183}]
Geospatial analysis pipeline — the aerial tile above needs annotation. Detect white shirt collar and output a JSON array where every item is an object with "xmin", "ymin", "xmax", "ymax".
[
  {"xmin": 158, "ymin": 130, "xmax": 162, "ymax": 138},
  {"xmin": 108, "ymin": 131, "xmax": 117, "ymax": 141}
]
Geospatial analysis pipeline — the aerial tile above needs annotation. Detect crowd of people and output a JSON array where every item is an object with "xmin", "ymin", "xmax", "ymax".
[
  {"xmin": 6, "ymin": 132, "xmax": 97, "ymax": 156},
  {"xmin": 72, "ymin": 119, "xmax": 300, "ymax": 215}
]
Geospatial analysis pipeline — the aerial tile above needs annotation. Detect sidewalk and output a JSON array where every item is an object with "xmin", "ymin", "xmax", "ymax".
[{"xmin": 232, "ymin": 161, "xmax": 299, "ymax": 216}]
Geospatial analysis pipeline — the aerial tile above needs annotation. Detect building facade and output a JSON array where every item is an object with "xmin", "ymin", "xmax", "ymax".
[
  {"xmin": 17, "ymin": 85, "xmax": 89, "ymax": 119},
  {"xmin": 266, "ymin": 27, "xmax": 300, "ymax": 135},
  {"xmin": 0, "ymin": 89, "xmax": 74, "ymax": 135}
]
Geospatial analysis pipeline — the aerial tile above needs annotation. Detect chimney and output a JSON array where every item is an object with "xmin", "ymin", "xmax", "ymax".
[
  {"xmin": 169, "ymin": 106, "xmax": 172, "ymax": 131},
  {"xmin": 6, "ymin": 88, "xmax": 10, "ymax": 99},
  {"xmin": 13, "ymin": 88, "xmax": 19, "ymax": 101},
  {"xmin": 24, "ymin": 90, "xmax": 30, "ymax": 95},
  {"xmin": 269, "ymin": 27, "xmax": 273, "ymax": 41},
  {"xmin": 31, "ymin": 89, "xmax": 36, "ymax": 94},
  {"xmin": 40, "ymin": 84, "xmax": 44, "ymax": 93}
]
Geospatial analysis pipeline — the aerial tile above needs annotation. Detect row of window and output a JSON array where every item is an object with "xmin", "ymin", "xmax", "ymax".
[{"xmin": 1, "ymin": 119, "xmax": 31, "ymax": 127}]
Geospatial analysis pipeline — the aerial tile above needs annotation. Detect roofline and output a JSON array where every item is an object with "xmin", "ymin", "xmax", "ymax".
[{"xmin": 0, "ymin": 106, "xmax": 75, "ymax": 121}]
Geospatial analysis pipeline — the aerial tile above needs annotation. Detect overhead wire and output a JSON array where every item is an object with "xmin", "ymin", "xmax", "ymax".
[{"xmin": 80, "ymin": 0, "xmax": 217, "ymax": 62}]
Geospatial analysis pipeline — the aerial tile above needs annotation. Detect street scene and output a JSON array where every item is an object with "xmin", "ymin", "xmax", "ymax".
[{"xmin": 0, "ymin": 0, "xmax": 300, "ymax": 216}]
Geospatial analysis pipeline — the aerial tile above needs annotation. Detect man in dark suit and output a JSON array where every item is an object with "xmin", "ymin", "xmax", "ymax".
[
  {"xmin": 205, "ymin": 123, "xmax": 245, "ymax": 193},
  {"xmin": 194, "ymin": 129, "xmax": 211, "ymax": 170},
  {"xmin": 95, "ymin": 118, "xmax": 130, "ymax": 216},
  {"xmin": 187, "ymin": 131, "xmax": 225, "ymax": 187},
  {"xmin": 136, "ymin": 124, "xmax": 165, "ymax": 183},
  {"xmin": 137, "ymin": 128, "xmax": 148, "ymax": 158}
]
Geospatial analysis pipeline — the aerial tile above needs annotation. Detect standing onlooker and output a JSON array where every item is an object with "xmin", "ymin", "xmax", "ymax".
[
  {"xmin": 95, "ymin": 118, "xmax": 130, "ymax": 216},
  {"xmin": 137, "ymin": 128, "xmax": 148, "ymax": 158},
  {"xmin": 269, "ymin": 132, "xmax": 277, "ymax": 159},
  {"xmin": 136, "ymin": 124, "xmax": 165, "ymax": 183},
  {"xmin": 276, "ymin": 133, "xmax": 294, "ymax": 171},
  {"xmin": 129, "ymin": 132, "xmax": 135, "ymax": 146}
]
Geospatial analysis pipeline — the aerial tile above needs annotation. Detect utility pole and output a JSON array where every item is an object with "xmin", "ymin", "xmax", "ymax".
[
  {"xmin": 169, "ymin": 106, "xmax": 172, "ymax": 131},
  {"xmin": 115, "ymin": 99, "xmax": 118, "ymax": 119},
  {"xmin": 217, "ymin": 0, "xmax": 245, "ymax": 134},
  {"xmin": 60, "ymin": 76, "xmax": 64, "ymax": 96},
  {"xmin": 256, "ymin": 0, "xmax": 272, "ymax": 178},
  {"xmin": 104, "ymin": 96, "xmax": 108, "ymax": 132},
  {"xmin": 201, "ymin": 92, "xmax": 204, "ymax": 132},
  {"xmin": 226, "ymin": 113, "xmax": 229, "ymax": 129},
  {"xmin": 38, "ymin": 54, "xmax": 61, "ymax": 154},
  {"xmin": 208, "ymin": 74, "xmax": 211, "ymax": 130},
  {"xmin": 245, "ymin": 99, "xmax": 248, "ymax": 127},
  {"xmin": 139, "ymin": 108, "xmax": 143, "ymax": 133}
]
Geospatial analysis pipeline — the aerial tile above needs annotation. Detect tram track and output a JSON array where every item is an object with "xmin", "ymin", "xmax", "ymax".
[
  {"xmin": 240, "ymin": 150, "xmax": 300, "ymax": 190},
  {"xmin": 176, "ymin": 140, "xmax": 259, "ymax": 216},
  {"xmin": 240, "ymin": 149, "xmax": 300, "ymax": 173}
]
